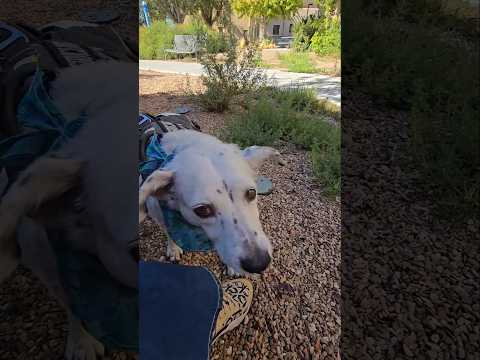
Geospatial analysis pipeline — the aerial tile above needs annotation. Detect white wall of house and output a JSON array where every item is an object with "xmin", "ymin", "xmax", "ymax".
[
  {"xmin": 264, "ymin": 5, "xmax": 321, "ymax": 38},
  {"xmin": 231, "ymin": 1, "xmax": 321, "ymax": 40},
  {"xmin": 265, "ymin": 18, "xmax": 294, "ymax": 37}
]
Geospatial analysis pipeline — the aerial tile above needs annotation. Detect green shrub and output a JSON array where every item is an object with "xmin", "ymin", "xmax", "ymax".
[
  {"xmin": 222, "ymin": 94, "xmax": 340, "ymax": 195},
  {"xmin": 221, "ymin": 98, "xmax": 285, "ymax": 147},
  {"xmin": 309, "ymin": 17, "xmax": 340, "ymax": 56},
  {"xmin": 139, "ymin": 20, "xmax": 206, "ymax": 60},
  {"xmin": 270, "ymin": 87, "xmax": 320, "ymax": 112},
  {"xmin": 204, "ymin": 31, "xmax": 229, "ymax": 54},
  {"xmin": 292, "ymin": 14, "xmax": 322, "ymax": 52},
  {"xmin": 197, "ymin": 36, "xmax": 267, "ymax": 112},
  {"xmin": 312, "ymin": 141, "xmax": 340, "ymax": 195},
  {"xmin": 344, "ymin": 0, "xmax": 479, "ymax": 216},
  {"xmin": 269, "ymin": 87, "xmax": 341, "ymax": 120},
  {"xmin": 279, "ymin": 51, "xmax": 317, "ymax": 73}
]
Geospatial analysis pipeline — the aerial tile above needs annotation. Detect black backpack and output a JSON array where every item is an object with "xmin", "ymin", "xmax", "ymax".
[{"xmin": 138, "ymin": 112, "xmax": 202, "ymax": 163}]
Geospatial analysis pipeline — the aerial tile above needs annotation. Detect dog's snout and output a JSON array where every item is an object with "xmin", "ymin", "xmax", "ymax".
[{"xmin": 240, "ymin": 250, "xmax": 271, "ymax": 274}]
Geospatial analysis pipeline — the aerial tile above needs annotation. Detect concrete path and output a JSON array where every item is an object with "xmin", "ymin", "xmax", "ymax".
[{"xmin": 139, "ymin": 60, "xmax": 341, "ymax": 106}]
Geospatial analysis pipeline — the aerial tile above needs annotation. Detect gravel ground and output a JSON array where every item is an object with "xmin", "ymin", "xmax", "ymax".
[
  {"xmin": 139, "ymin": 72, "xmax": 341, "ymax": 360},
  {"xmin": 342, "ymin": 90, "xmax": 479, "ymax": 359}
]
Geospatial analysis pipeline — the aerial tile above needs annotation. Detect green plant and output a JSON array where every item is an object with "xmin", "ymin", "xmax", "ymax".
[
  {"xmin": 147, "ymin": 0, "xmax": 194, "ymax": 23},
  {"xmin": 259, "ymin": 38, "xmax": 276, "ymax": 49},
  {"xmin": 344, "ymin": 0, "xmax": 479, "ymax": 216},
  {"xmin": 309, "ymin": 16, "xmax": 340, "ymax": 56},
  {"xmin": 222, "ymin": 94, "xmax": 340, "ymax": 195},
  {"xmin": 279, "ymin": 51, "xmax": 317, "ymax": 73},
  {"xmin": 222, "ymin": 99, "xmax": 285, "ymax": 146},
  {"xmin": 311, "ymin": 141, "xmax": 340, "ymax": 195},
  {"xmin": 292, "ymin": 14, "xmax": 322, "ymax": 51},
  {"xmin": 269, "ymin": 87, "xmax": 320, "ymax": 112},
  {"xmin": 197, "ymin": 35, "xmax": 267, "ymax": 111},
  {"xmin": 204, "ymin": 31, "xmax": 229, "ymax": 53},
  {"xmin": 139, "ymin": 21, "xmax": 205, "ymax": 60}
]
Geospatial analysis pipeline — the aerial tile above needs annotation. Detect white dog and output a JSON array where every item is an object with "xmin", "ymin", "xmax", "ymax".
[
  {"xmin": 0, "ymin": 61, "xmax": 138, "ymax": 360},
  {"xmin": 139, "ymin": 129, "xmax": 283, "ymax": 275}
]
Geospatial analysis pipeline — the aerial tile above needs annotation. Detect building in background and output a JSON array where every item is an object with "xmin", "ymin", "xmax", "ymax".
[{"xmin": 231, "ymin": 0, "xmax": 320, "ymax": 44}]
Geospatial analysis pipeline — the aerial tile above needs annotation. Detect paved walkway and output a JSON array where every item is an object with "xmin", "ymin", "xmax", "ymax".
[{"xmin": 139, "ymin": 60, "xmax": 341, "ymax": 106}]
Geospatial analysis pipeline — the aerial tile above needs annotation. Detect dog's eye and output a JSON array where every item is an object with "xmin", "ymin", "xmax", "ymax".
[
  {"xmin": 245, "ymin": 188, "xmax": 256, "ymax": 202},
  {"xmin": 193, "ymin": 204, "xmax": 215, "ymax": 218}
]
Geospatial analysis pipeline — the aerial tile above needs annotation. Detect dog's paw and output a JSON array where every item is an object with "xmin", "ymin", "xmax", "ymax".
[
  {"xmin": 65, "ymin": 325, "xmax": 105, "ymax": 360},
  {"xmin": 167, "ymin": 240, "xmax": 183, "ymax": 262},
  {"xmin": 227, "ymin": 266, "xmax": 243, "ymax": 277}
]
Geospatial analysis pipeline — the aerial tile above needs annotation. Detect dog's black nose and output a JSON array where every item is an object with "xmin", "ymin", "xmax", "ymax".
[{"xmin": 240, "ymin": 251, "xmax": 271, "ymax": 274}]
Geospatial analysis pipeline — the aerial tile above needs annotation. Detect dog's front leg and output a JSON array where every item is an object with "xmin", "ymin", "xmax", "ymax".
[
  {"xmin": 65, "ymin": 312, "xmax": 105, "ymax": 360},
  {"xmin": 166, "ymin": 236, "xmax": 184, "ymax": 262}
]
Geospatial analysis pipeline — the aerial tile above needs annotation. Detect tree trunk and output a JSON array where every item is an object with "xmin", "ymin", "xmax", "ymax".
[
  {"xmin": 202, "ymin": 11, "xmax": 215, "ymax": 27},
  {"xmin": 200, "ymin": 3, "xmax": 215, "ymax": 27},
  {"xmin": 259, "ymin": 17, "xmax": 267, "ymax": 39},
  {"xmin": 169, "ymin": 5, "xmax": 185, "ymax": 23}
]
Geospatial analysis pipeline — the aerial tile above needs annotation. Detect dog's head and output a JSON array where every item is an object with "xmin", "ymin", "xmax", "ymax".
[{"xmin": 140, "ymin": 131, "xmax": 283, "ymax": 274}]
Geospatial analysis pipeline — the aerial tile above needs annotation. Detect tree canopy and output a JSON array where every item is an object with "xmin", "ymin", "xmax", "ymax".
[
  {"xmin": 147, "ymin": 0, "xmax": 194, "ymax": 23},
  {"xmin": 193, "ymin": 0, "xmax": 231, "ymax": 27},
  {"xmin": 233, "ymin": 0, "xmax": 303, "ymax": 20}
]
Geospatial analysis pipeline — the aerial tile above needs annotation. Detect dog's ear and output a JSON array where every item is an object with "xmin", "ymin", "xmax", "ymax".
[
  {"xmin": 242, "ymin": 146, "xmax": 286, "ymax": 171},
  {"xmin": 139, "ymin": 170, "xmax": 174, "ymax": 223}
]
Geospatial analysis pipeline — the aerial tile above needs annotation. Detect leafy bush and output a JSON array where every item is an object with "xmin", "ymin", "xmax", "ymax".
[
  {"xmin": 139, "ymin": 20, "xmax": 206, "ymax": 59},
  {"xmin": 312, "ymin": 141, "xmax": 340, "ymax": 195},
  {"xmin": 260, "ymin": 38, "xmax": 276, "ymax": 49},
  {"xmin": 292, "ymin": 14, "xmax": 322, "ymax": 52},
  {"xmin": 292, "ymin": 4, "xmax": 340, "ymax": 58},
  {"xmin": 278, "ymin": 51, "xmax": 317, "ymax": 73},
  {"xmin": 344, "ymin": 0, "xmax": 479, "ymax": 216},
  {"xmin": 270, "ymin": 87, "xmax": 320, "ymax": 112},
  {"xmin": 204, "ymin": 31, "xmax": 229, "ymax": 54},
  {"xmin": 309, "ymin": 16, "xmax": 340, "ymax": 56},
  {"xmin": 196, "ymin": 36, "xmax": 267, "ymax": 112},
  {"xmin": 221, "ymin": 98, "xmax": 285, "ymax": 147},
  {"xmin": 222, "ymin": 94, "xmax": 340, "ymax": 195}
]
